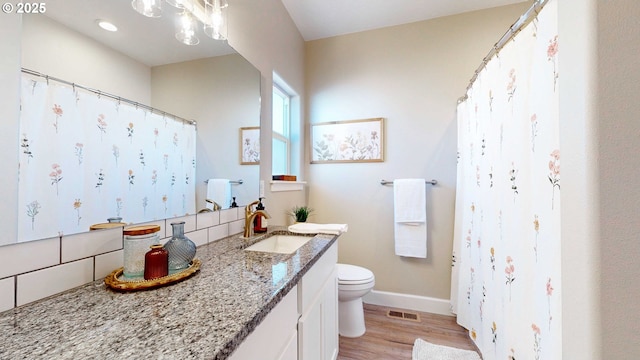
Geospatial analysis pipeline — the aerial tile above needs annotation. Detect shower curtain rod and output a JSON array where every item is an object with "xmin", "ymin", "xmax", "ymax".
[
  {"xmin": 21, "ymin": 68, "xmax": 197, "ymax": 126},
  {"xmin": 457, "ymin": 0, "xmax": 550, "ymax": 104}
]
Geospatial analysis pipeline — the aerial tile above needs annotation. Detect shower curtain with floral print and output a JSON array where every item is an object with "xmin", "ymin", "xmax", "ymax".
[
  {"xmin": 451, "ymin": 1, "xmax": 560, "ymax": 359},
  {"xmin": 18, "ymin": 74, "xmax": 196, "ymax": 242}
]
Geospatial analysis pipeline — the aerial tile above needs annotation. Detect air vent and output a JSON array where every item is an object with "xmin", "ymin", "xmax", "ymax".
[{"xmin": 386, "ymin": 309, "xmax": 421, "ymax": 322}]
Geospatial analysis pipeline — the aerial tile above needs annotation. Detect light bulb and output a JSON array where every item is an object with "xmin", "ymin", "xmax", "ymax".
[
  {"xmin": 131, "ymin": 0, "xmax": 162, "ymax": 18},
  {"xmin": 97, "ymin": 20, "xmax": 118, "ymax": 32},
  {"xmin": 203, "ymin": 0, "xmax": 227, "ymax": 40},
  {"xmin": 176, "ymin": 11, "xmax": 200, "ymax": 45}
]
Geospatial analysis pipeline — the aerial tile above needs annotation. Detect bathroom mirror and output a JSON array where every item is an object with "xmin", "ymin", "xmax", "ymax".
[{"xmin": 8, "ymin": 1, "xmax": 260, "ymax": 246}]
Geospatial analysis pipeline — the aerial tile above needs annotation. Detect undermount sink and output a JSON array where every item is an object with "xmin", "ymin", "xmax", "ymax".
[{"xmin": 244, "ymin": 235, "xmax": 313, "ymax": 254}]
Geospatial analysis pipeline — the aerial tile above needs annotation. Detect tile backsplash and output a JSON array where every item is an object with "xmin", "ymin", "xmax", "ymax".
[{"xmin": 0, "ymin": 208, "xmax": 245, "ymax": 313}]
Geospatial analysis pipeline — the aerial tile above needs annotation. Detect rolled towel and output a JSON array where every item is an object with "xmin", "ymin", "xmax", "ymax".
[{"xmin": 288, "ymin": 222, "xmax": 348, "ymax": 235}]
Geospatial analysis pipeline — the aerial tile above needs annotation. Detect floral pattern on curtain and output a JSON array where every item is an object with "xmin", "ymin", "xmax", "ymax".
[
  {"xmin": 451, "ymin": 1, "xmax": 560, "ymax": 359},
  {"xmin": 18, "ymin": 74, "xmax": 196, "ymax": 242}
]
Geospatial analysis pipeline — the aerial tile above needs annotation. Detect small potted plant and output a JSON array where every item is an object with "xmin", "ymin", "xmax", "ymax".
[{"xmin": 289, "ymin": 206, "xmax": 313, "ymax": 223}]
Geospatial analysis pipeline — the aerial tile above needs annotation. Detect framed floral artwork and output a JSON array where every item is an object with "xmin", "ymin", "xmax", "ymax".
[
  {"xmin": 240, "ymin": 126, "xmax": 260, "ymax": 165},
  {"xmin": 311, "ymin": 118, "xmax": 384, "ymax": 163}
]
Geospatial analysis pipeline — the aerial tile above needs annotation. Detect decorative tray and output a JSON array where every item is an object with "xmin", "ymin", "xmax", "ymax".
[{"xmin": 104, "ymin": 259, "xmax": 201, "ymax": 292}]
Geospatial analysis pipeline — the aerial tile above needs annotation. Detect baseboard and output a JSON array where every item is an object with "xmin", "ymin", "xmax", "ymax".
[{"xmin": 363, "ymin": 290, "xmax": 453, "ymax": 317}]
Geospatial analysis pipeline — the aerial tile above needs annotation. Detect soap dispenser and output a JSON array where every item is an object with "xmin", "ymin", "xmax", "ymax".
[{"xmin": 253, "ymin": 197, "xmax": 267, "ymax": 233}]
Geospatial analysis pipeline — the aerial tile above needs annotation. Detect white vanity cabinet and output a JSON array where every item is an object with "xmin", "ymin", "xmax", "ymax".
[
  {"xmin": 228, "ymin": 241, "xmax": 339, "ymax": 360},
  {"xmin": 297, "ymin": 242, "xmax": 339, "ymax": 360},
  {"xmin": 229, "ymin": 285, "xmax": 299, "ymax": 360}
]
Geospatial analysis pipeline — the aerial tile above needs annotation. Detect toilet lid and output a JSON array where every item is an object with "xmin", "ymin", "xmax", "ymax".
[{"xmin": 337, "ymin": 264, "xmax": 374, "ymax": 284}]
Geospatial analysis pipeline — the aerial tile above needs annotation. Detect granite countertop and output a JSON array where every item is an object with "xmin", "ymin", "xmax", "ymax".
[{"xmin": 0, "ymin": 227, "xmax": 337, "ymax": 360}]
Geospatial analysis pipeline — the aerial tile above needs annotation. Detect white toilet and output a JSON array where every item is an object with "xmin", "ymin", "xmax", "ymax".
[{"xmin": 336, "ymin": 263, "xmax": 375, "ymax": 338}]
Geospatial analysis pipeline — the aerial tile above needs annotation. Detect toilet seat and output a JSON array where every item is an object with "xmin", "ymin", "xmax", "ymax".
[{"xmin": 337, "ymin": 264, "xmax": 375, "ymax": 285}]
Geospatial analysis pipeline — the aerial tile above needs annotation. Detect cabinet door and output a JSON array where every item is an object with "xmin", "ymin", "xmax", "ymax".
[
  {"xmin": 298, "ymin": 242, "xmax": 338, "ymax": 360},
  {"xmin": 322, "ymin": 270, "xmax": 338, "ymax": 360},
  {"xmin": 229, "ymin": 286, "xmax": 298, "ymax": 360},
  {"xmin": 278, "ymin": 331, "xmax": 298, "ymax": 360},
  {"xmin": 298, "ymin": 268, "xmax": 338, "ymax": 360},
  {"xmin": 299, "ymin": 295, "xmax": 323, "ymax": 360}
]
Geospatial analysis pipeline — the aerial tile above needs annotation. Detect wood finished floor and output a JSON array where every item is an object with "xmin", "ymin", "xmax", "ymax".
[{"xmin": 337, "ymin": 304, "xmax": 480, "ymax": 360}]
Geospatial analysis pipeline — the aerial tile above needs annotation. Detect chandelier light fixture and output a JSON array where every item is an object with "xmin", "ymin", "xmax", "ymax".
[
  {"xmin": 204, "ymin": 0, "xmax": 228, "ymax": 40},
  {"xmin": 131, "ymin": 0, "xmax": 163, "ymax": 18},
  {"xmin": 176, "ymin": 10, "xmax": 200, "ymax": 45},
  {"xmin": 165, "ymin": 0, "xmax": 193, "ymax": 11},
  {"xmin": 131, "ymin": 0, "xmax": 228, "ymax": 45}
]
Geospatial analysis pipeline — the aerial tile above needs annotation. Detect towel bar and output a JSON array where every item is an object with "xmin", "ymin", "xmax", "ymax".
[
  {"xmin": 380, "ymin": 179, "xmax": 437, "ymax": 186},
  {"xmin": 204, "ymin": 179, "xmax": 243, "ymax": 184}
]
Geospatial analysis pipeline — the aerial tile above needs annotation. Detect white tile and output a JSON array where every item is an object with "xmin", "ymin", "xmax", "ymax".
[
  {"xmin": 237, "ymin": 207, "xmax": 246, "ymax": 220},
  {"xmin": 17, "ymin": 258, "xmax": 93, "ymax": 306},
  {"xmin": 62, "ymin": 228, "xmax": 122, "ymax": 263},
  {"xmin": 186, "ymin": 229, "xmax": 207, "ymax": 247},
  {"xmin": 0, "ymin": 237, "xmax": 59, "ymax": 278},
  {"xmin": 160, "ymin": 235, "xmax": 170, "ymax": 244},
  {"xmin": 208, "ymin": 224, "xmax": 229, "ymax": 242},
  {"xmin": 220, "ymin": 208, "xmax": 238, "ymax": 223},
  {"xmin": 196, "ymin": 211, "xmax": 220, "ymax": 229},
  {"xmin": 168, "ymin": 215, "xmax": 196, "ymax": 232},
  {"xmin": 229, "ymin": 219, "xmax": 245, "ymax": 235},
  {"xmin": 0, "ymin": 277, "xmax": 15, "ymax": 312},
  {"xmin": 95, "ymin": 250, "xmax": 123, "ymax": 280}
]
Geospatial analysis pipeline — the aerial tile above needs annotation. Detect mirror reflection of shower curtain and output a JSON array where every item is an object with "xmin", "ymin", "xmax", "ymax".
[
  {"xmin": 18, "ymin": 74, "xmax": 196, "ymax": 242},
  {"xmin": 451, "ymin": 0, "xmax": 561, "ymax": 359}
]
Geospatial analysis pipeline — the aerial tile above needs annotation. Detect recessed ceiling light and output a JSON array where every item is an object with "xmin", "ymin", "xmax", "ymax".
[{"xmin": 96, "ymin": 20, "xmax": 118, "ymax": 32}]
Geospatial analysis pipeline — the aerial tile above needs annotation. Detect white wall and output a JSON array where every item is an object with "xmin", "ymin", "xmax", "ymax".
[
  {"xmin": 305, "ymin": 4, "xmax": 530, "ymax": 301},
  {"xmin": 227, "ymin": 0, "xmax": 307, "ymax": 225},
  {"xmin": 22, "ymin": 15, "xmax": 151, "ymax": 104},
  {"xmin": 560, "ymin": 0, "xmax": 640, "ymax": 358},
  {"xmin": 151, "ymin": 54, "xmax": 261, "ymax": 209},
  {"xmin": 0, "ymin": 14, "xmax": 21, "ymax": 245},
  {"xmin": 558, "ymin": 0, "xmax": 601, "ymax": 358}
]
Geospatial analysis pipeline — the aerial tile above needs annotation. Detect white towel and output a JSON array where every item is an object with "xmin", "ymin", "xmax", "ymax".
[
  {"xmin": 206, "ymin": 179, "xmax": 231, "ymax": 210},
  {"xmin": 394, "ymin": 179, "xmax": 427, "ymax": 258},
  {"xmin": 288, "ymin": 222, "xmax": 348, "ymax": 235}
]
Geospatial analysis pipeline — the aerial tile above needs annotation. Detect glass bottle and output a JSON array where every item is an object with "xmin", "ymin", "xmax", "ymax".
[
  {"xmin": 253, "ymin": 198, "xmax": 267, "ymax": 233},
  {"xmin": 123, "ymin": 225, "xmax": 161, "ymax": 278},
  {"xmin": 144, "ymin": 245, "xmax": 169, "ymax": 280},
  {"xmin": 164, "ymin": 221, "xmax": 196, "ymax": 272}
]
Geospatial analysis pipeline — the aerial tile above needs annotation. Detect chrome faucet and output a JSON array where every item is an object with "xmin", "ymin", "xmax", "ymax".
[{"xmin": 244, "ymin": 200, "xmax": 271, "ymax": 237}]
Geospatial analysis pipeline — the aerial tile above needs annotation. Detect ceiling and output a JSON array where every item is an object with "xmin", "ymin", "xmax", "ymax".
[
  {"xmin": 44, "ymin": 0, "xmax": 236, "ymax": 67},
  {"xmin": 43, "ymin": 0, "xmax": 528, "ymax": 67},
  {"xmin": 282, "ymin": 0, "xmax": 529, "ymax": 41}
]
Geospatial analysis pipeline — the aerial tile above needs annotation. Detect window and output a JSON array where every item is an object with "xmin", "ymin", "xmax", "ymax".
[{"xmin": 272, "ymin": 84, "xmax": 290, "ymax": 175}]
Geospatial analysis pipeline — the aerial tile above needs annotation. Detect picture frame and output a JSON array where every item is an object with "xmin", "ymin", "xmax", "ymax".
[
  {"xmin": 240, "ymin": 127, "xmax": 260, "ymax": 165},
  {"xmin": 311, "ymin": 118, "xmax": 384, "ymax": 163}
]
